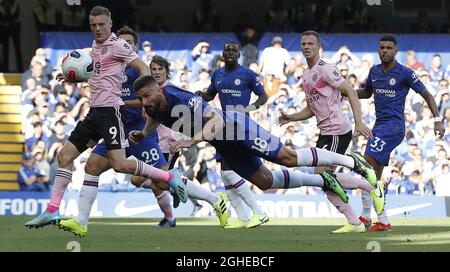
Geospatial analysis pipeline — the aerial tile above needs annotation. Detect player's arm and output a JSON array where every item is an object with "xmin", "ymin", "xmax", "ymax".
[
  {"xmin": 279, "ymin": 105, "xmax": 314, "ymax": 125},
  {"xmin": 129, "ymin": 58, "xmax": 151, "ymax": 76},
  {"xmin": 170, "ymin": 110, "xmax": 224, "ymax": 153},
  {"xmin": 124, "ymin": 99, "xmax": 141, "ymax": 108},
  {"xmin": 420, "ymin": 90, "xmax": 445, "ymax": 138},
  {"xmin": 195, "ymin": 90, "xmax": 215, "ymax": 102},
  {"xmin": 338, "ymin": 81, "xmax": 373, "ymax": 139},
  {"xmin": 129, "ymin": 116, "xmax": 160, "ymax": 144},
  {"xmin": 355, "ymin": 88, "xmax": 373, "ymax": 99},
  {"xmin": 245, "ymin": 91, "xmax": 268, "ymax": 113}
]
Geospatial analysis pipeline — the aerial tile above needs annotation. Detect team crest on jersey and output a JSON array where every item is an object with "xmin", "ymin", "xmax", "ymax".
[
  {"xmin": 389, "ymin": 78, "xmax": 396, "ymax": 86},
  {"xmin": 101, "ymin": 47, "xmax": 108, "ymax": 55},
  {"xmin": 122, "ymin": 73, "xmax": 128, "ymax": 83},
  {"xmin": 234, "ymin": 79, "xmax": 241, "ymax": 86},
  {"xmin": 188, "ymin": 97, "xmax": 201, "ymax": 111},
  {"xmin": 312, "ymin": 74, "xmax": 318, "ymax": 82}
]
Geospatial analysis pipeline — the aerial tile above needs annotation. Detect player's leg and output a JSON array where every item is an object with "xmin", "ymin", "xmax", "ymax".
[
  {"xmin": 218, "ymin": 152, "xmax": 249, "ymax": 226},
  {"xmin": 220, "ymin": 157, "xmax": 268, "ymax": 228},
  {"xmin": 239, "ymin": 114, "xmax": 376, "ymax": 185},
  {"xmin": 361, "ymin": 130, "xmax": 400, "ymax": 231},
  {"xmin": 100, "ymin": 106, "xmax": 187, "ymax": 202},
  {"xmin": 126, "ymin": 138, "xmax": 177, "ymax": 228},
  {"xmin": 25, "ymin": 115, "xmax": 96, "ymax": 228},
  {"xmin": 361, "ymin": 154, "xmax": 391, "ymax": 231},
  {"xmin": 58, "ymin": 143, "xmax": 111, "ymax": 236}
]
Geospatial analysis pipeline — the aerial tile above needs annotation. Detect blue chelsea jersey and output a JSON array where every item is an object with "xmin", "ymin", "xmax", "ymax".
[
  {"xmin": 365, "ymin": 62, "xmax": 426, "ymax": 125},
  {"xmin": 148, "ymin": 85, "xmax": 213, "ymax": 138},
  {"xmin": 121, "ymin": 66, "xmax": 142, "ymax": 124},
  {"xmin": 207, "ymin": 65, "xmax": 264, "ymax": 109}
]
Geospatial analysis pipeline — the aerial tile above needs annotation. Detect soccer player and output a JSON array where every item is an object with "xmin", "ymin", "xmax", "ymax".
[
  {"xmin": 25, "ymin": 6, "xmax": 187, "ymax": 229},
  {"xmin": 196, "ymin": 41, "xmax": 270, "ymax": 228},
  {"xmin": 58, "ymin": 47, "xmax": 230, "ymax": 236},
  {"xmin": 130, "ymin": 76, "xmax": 378, "ymax": 211},
  {"xmin": 57, "ymin": 27, "xmax": 177, "ymax": 236},
  {"xmin": 357, "ymin": 34, "xmax": 445, "ymax": 231},
  {"xmin": 279, "ymin": 30, "xmax": 384, "ymax": 234}
]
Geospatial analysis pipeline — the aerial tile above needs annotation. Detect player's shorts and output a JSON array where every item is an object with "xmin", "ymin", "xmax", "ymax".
[
  {"xmin": 210, "ymin": 112, "xmax": 282, "ymax": 180},
  {"xmin": 365, "ymin": 122, "xmax": 405, "ymax": 166},
  {"xmin": 69, "ymin": 106, "xmax": 129, "ymax": 153},
  {"xmin": 316, "ymin": 130, "xmax": 352, "ymax": 155},
  {"xmin": 92, "ymin": 122, "xmax": 167, "ymax": 169}
]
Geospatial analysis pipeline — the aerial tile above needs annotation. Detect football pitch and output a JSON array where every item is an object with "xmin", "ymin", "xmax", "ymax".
[{"xmin": 1, "ymin": 217, "xmax": 450, "ymax": 252}]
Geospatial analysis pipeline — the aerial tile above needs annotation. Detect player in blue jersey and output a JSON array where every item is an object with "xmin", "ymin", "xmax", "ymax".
[
  {"xmin": 130, "ymin": 76, "xmax": 379, "ymax": 216},
  {"xmin": 196, "ymin": 41, "xmax": 270, "ymax": 228},
  {"xmin": 357, "ymin": 34, "xmax": 445, "ymax": 231},
  {"xmin": 57, "ymin": 28, "xmax": 229, "ymax": 236}
]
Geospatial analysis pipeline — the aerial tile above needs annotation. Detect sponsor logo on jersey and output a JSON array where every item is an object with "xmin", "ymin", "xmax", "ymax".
[
  {"xmin": 375, "ymin": 89, "xmax": 396, "ymax": 97},
  {"xmin": 221, "ymin": 89, "xmax": 241, "ymax": 97}
]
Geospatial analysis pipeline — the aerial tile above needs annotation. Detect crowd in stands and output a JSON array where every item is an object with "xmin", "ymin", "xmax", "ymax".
[
  {"xmin": 16, "ymin": 30, "xmax": 450, "ymax": 197},
  {"xmin": 3, "ymin": 0, "xmax": 450, "ymax": 73}
]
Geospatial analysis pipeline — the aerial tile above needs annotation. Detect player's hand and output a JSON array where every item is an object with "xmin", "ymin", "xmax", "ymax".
[
  {"xmin": 355, "ymin": 121, "xmax": 373, "ymax": 139},
  {"xmin": 170, "ymin": 140, "xmax": 194, "ymax": 153},
  {"xmin": 56, "ymin": 72, "xmax": 77, "ymax": 84},
  {"xmin": 434, "ymin": 121, "xmax": 445, "ymax": 138},
  {"xmin": 129, "ymin": 130, "xmax": 145, "ymax": 144},
  {"xmin": 278, "ymin": 111, "xmax": 292, "ymax": 126},
  {"xmin": 86, "ymin": 139, "xmax": 97, "ymax": 148}
]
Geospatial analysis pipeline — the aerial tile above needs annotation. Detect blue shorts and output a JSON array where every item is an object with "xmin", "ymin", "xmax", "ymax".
[
  {"xmin": 92, "ymin": 122, "xmax": 167, "ymax": 168},
  {"xmin": 210, "ymin": 112, "xmax": 282, "ymax": 180},
  {"xmin": 364, "ymin": 122, "xmax": 404, "ymax": 166}
]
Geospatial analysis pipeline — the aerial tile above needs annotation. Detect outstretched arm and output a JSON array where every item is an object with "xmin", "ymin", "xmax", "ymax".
[
  {"xmin": 420, "ymin": 90, "xmax": 445, "ymax": 138},
  {"xmin": 279, "ymin": 105, "xmax": 314, "ymax": 125}
]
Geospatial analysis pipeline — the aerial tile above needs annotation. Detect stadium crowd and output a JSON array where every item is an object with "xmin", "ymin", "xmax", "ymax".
[{"xmin": 17, "ymin": 34, "xmax": 450, "ymax": 196}]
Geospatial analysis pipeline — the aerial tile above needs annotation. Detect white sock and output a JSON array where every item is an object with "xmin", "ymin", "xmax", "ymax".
[
  {"xmin": 295, "ymin": 147, "xmax": 354, "ymax": 168},
  {"xmin": 222, "ymin": 171, "xmax": 250, "ymax": 221},
  {"xmin": 271, "ymin": 169, "xmax": 324, "ymax": 188},
  {"xmin": 377, "ymin": 209, "xmax": 390, "ymax": 225},
  {"xmin": 156, "ymin": 192, "xmax": 174, "ymax": 221},
  {"xmin": 222, "ymin": 170, "xmax": 264, "ymax": 216},
  {"xmin": 184, "ymin": 177, "xmax": 217, "ymax": 205},
  {"xmin": 76, "ymin": 174, "xmax": 99, "ymax": 226},
  {"xmin": 361, "ymin": 190, "xmax": 372, "ymax": 219}
]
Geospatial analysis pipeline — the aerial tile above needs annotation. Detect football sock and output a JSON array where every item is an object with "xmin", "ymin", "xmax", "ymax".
[
  {"xmin": 326, "ymin": 191, "xmax": 360, "ymax": 225},
  {"xmin": 295, "ymin": 147, "xmax": 354, "ymax": 168},
  {"xmin": 271, "ymin": 169, "xmax": 324, "ymax": 188},
  {"xmin": 156, "ymin": 192, "xmax": 174, "ymax": 221},
  {"xmin": 47, "ymin": 168, "xmax": 72, "ymax": 212},
  {"xmin": 184, "ymin": 178, "xmax": 217, "ymax": 205},
  {"xmin": 336, "ymin": 173, "xmax": 374, "ymax": 192},
  {"xmin": 361, "ymin": 190, "xmax": 373, "ymax": 219},
  {"xmin": 135, "ymin": 160, "xmax": 172, "ymax": 183},
  {"xmin": 76, "ymin": 174, "xmax": 99, "ymax": 226},
  {"xmin": 222, "ymin": 171, "xmax": 250, "ymax": 221}
]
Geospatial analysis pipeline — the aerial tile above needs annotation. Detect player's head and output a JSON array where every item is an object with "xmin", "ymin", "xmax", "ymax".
[
  {"xmin": 378, "ymin": 34, "xmax": 398, "ymax": 65},
  {"xmin": 134, "ymin": 75, "xmax": 163, "ymax": 115},
  {"xmin": 117, "ymin": 25, "xmax": 138, "ymax": 52},
  {"xmin": 150, "ymin": 55, "xmax": 171, "ymax": 85},
  {"xmin": 89, "ymin": 6, "xmax": 112, "ymax": 43},
  {"xmin": 222, "ymin": 41, "xmax": 240, "ymax": 66},
  {"xmin": 300, "ymin": 30, "xmax": 321, "ymax": 60}
]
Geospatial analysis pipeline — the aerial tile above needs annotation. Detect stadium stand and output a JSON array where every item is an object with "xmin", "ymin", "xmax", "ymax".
[{"xmin": 0, "ymin": 74, "xmax": 23, "ymax": 190}]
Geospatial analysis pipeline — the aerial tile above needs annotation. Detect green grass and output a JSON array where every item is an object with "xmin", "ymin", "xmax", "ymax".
[{"xmin": 2, "ymin": 217, "xmax": 450, "ymax": 252}]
